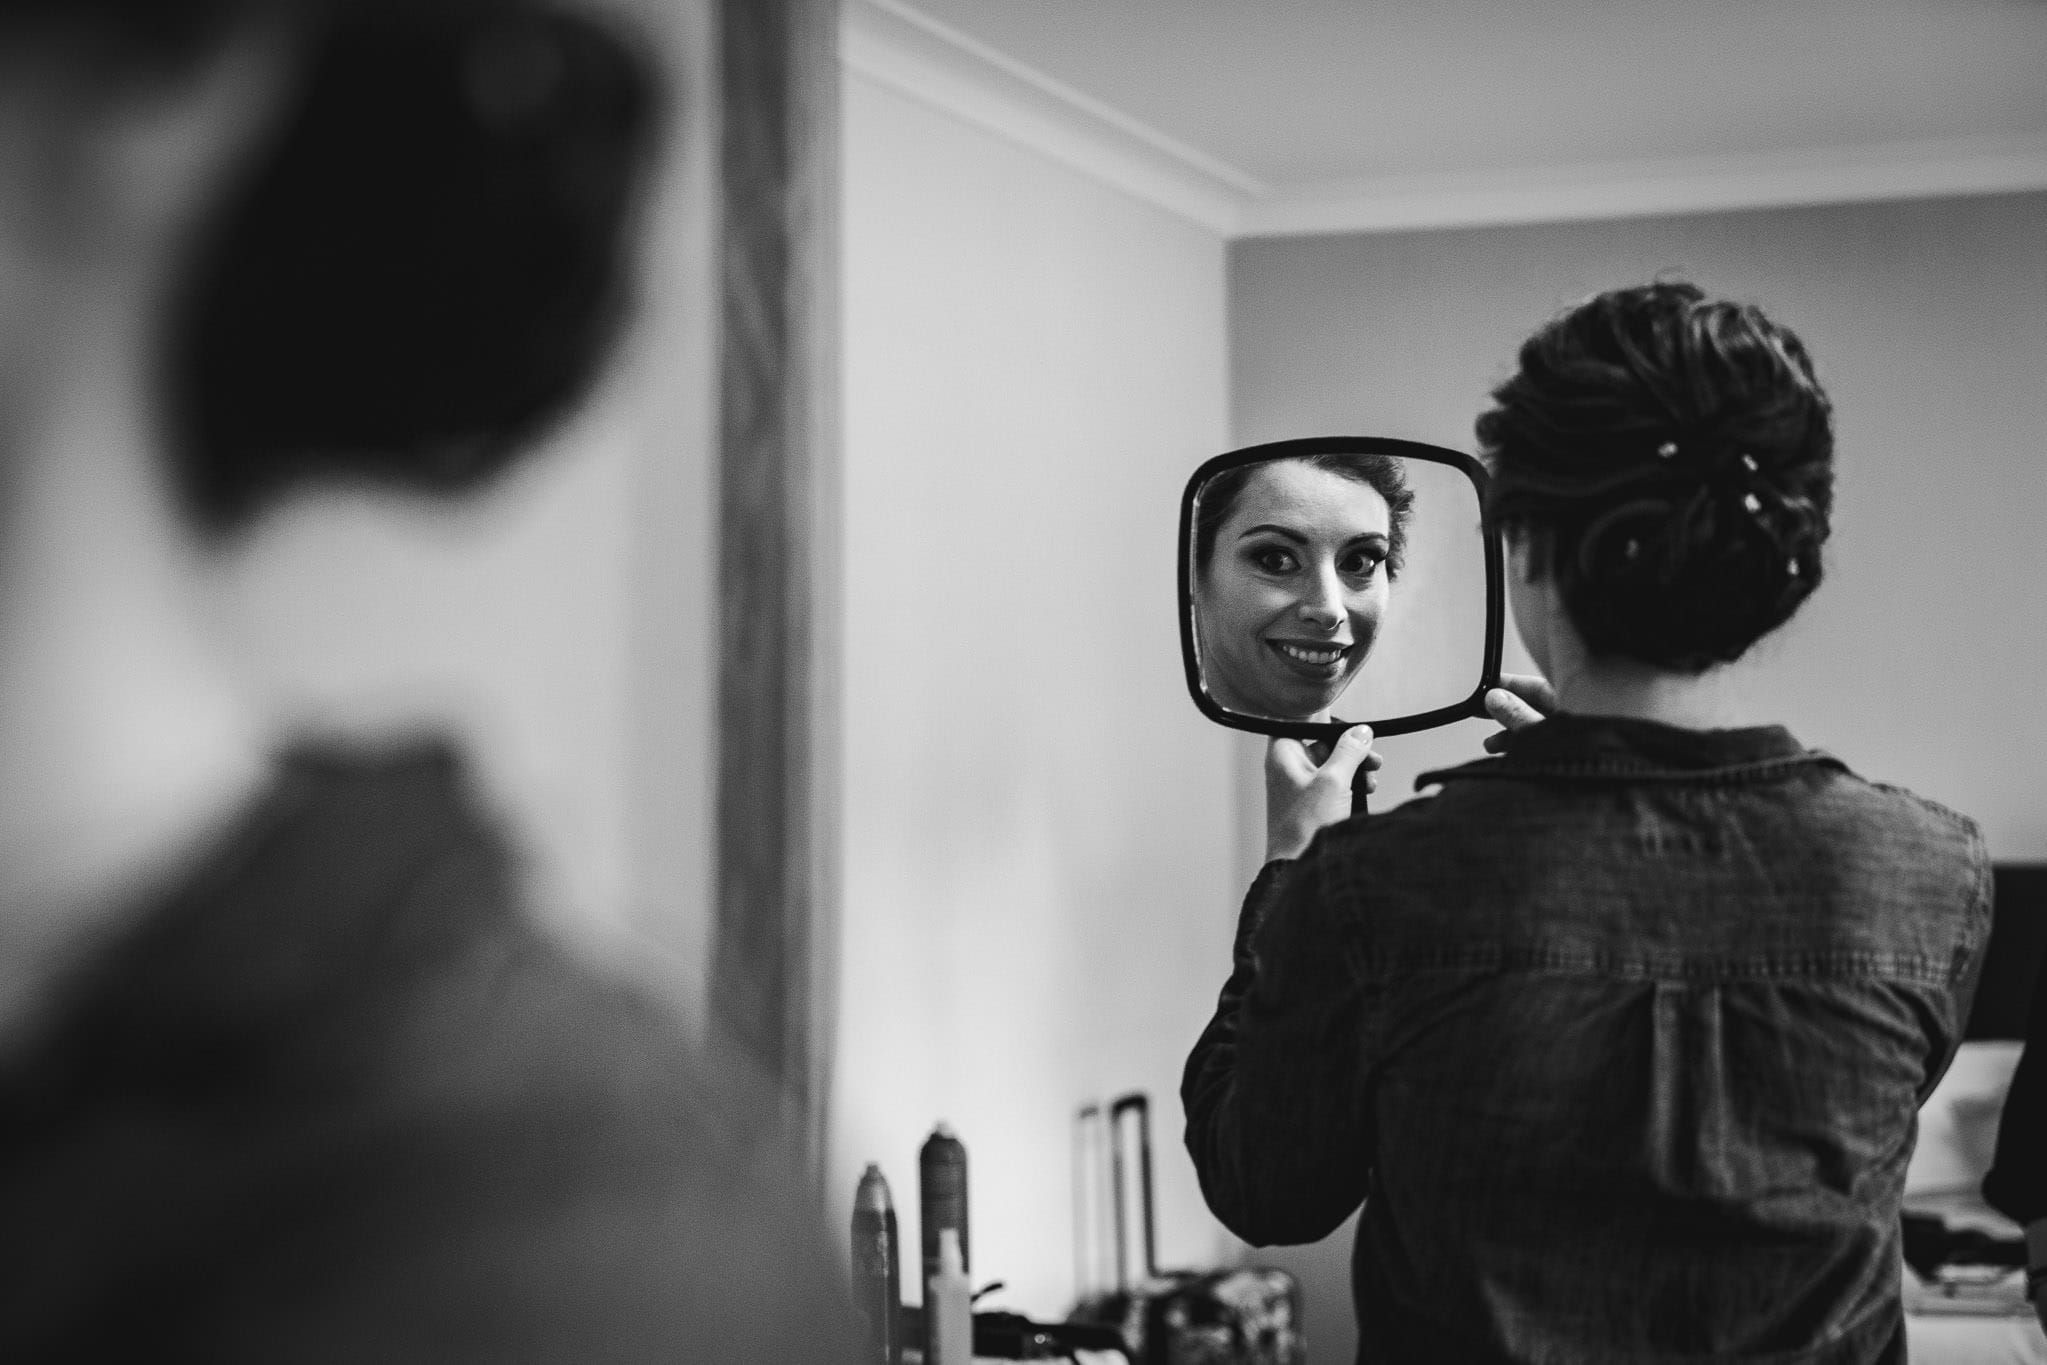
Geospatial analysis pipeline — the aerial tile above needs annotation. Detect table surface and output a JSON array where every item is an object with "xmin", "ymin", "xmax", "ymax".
[{"xmin": 1907, "ymin": 1312, "xmax": 2047, "ymax": 1365}]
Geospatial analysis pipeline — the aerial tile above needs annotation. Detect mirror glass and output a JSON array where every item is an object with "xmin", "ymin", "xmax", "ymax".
[{"xmin": 1182, "ymin": 442, "xmax": 1497, "ymax": 735}]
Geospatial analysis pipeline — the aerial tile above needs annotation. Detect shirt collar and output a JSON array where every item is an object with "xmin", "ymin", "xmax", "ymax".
[{"xmin": 1418, "ymin": 712, "xmax": 1836, "ymax": 789}]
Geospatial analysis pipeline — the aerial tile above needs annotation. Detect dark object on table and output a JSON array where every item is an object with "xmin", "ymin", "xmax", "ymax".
[
  {"xmin": 1901, "ymin": 1211, "xmax": 2026, "ymax": 1277},
  {"xmin": 1966, "ymin": 864, "xmax": 2047, "ymax": 1040},
  {"xmin": 1069, "ymin": 1094, "xmax": 1304, "ymax": 1364},
  {"xmin": 1074, "ymin": 1269, "xmax": 1303, "ymax": 1365},
  {"xmin": 978, "ymin": 1311, "xmax": 1132, "ymax": 1361},
  {"xmin": 894, "ymin": 1307, "xmax": 1131, "ymax": 1361}
]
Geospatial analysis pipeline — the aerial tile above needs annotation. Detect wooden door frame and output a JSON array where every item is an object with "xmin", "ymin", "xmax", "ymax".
[{"xmin": 710, "ymin": 0, "xmax": 840, "ymax": 1177}]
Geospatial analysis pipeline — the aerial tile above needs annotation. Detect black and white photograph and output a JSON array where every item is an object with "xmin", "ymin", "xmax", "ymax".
[{"xmin": 0, "ymin": 1, "xmax": 2043, "ymax": 1361}]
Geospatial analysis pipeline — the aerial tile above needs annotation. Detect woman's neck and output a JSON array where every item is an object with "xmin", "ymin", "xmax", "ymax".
[
  {"xmin": 1548, "ymin": 655, "xmax": 1754, "ymax": 731},
  {"xmin": 1514, "ymin": 556, "xmax": 1757, "ymax": 731}
]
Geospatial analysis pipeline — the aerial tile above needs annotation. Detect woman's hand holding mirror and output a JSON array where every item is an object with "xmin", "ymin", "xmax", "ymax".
[
  {"xmin": 1264, "ymin": 726, "xmax": 1379, "ymax": 862},
  {"xmin": 1481, "ymin": 673, "xmax": 1557, "ymax": 753}
]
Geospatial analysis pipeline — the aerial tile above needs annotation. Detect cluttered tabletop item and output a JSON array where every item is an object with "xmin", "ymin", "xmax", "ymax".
[
  {"xmin": 851, "ymin": 1097, "xmax": 1304, "ymax": 1364},
  {"xmin": 1898, "ymin": 1042, "xmax": 2047, "ymax": 1364}
]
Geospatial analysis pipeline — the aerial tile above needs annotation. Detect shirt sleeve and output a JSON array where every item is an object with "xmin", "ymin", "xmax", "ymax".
[
  {"xmin": 1917, "ymin": 842, "xmax": 1995, "ymax": 1107},
  {"xmin": 1181, "ymin": 840, "xmax": 1377, "ymax": 1246}
]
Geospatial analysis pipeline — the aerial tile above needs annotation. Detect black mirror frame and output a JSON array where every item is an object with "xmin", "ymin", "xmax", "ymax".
[{"xmin": 1178, "ymin": 436, "xmax": 1506, "ymax": 743}]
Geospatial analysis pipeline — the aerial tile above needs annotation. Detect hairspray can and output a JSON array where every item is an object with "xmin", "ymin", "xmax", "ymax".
[
  {"xmin": 850, "ymin": 1164, "xmax": 902, "ymax": 1364},
  {"xmin": 919, "ymin": 1122, "xmax": 970, "ymax": 1293}
]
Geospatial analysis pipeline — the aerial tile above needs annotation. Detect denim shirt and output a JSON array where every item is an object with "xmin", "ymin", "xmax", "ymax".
[{"xmin": 1183, "ymin": 716, "xmax": 1991, "ymax": 1365}]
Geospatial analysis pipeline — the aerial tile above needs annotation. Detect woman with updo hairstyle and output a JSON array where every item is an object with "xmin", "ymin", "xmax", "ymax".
[
  {"xmin": 0, "ymin": 1, "xmax": 856, "ymax": 1359},
  {"xmin": 1480, "ymin": 279, "xmax": 1835, "ymax": 674},
  {"xmin": 1184, "ymin": 282, "xmax": 1990, "ymax": 1364}
]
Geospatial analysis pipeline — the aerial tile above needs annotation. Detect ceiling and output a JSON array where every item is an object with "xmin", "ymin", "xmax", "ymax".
[{"xmin": 847, "ymin": 0, "xmax": 2047, "ymax": 235}]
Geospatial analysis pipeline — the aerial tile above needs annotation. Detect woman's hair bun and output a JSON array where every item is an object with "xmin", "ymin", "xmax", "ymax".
[
  {"xmin": 1476, "ymin": 280, "xmax": 1835, "ymax": 672},
  {"xmin": 165, "ymin": 0, "xmax": 660, "ymax": 527}
]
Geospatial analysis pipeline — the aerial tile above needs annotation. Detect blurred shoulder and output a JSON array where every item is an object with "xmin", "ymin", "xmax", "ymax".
[{"xmin": 107, "ymin": 737, "xmax": 857, "ymax": 1362}]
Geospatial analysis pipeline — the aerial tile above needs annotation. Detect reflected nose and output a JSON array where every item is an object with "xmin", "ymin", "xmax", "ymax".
[{"xmin": 1297, "ymin": 566, "xmax": 1342, "ymax": 631}]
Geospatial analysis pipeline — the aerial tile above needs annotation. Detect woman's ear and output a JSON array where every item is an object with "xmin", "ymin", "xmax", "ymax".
[
  {"xmin": 1501, "ymin": 524, "xmax": 1562, "ymax": 681},
  {"xmin": 1504, "ymin": 526, "xmax": 1547, "ymax": 586}
]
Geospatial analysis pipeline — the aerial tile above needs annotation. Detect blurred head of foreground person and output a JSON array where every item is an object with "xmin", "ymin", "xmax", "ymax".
[
  {"xmin": 0, "ymin": 3, "xmax": 857, "ymax": 1359},
  {"xmin": 1181, "ymin": 282, "xmax": 1991, "ymax": 1365}
]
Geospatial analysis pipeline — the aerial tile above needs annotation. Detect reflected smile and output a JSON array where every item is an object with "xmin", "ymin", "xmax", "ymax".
[{"xmin": 1265, "ymin": 638, "xmax": 1354, "ymax": 676}]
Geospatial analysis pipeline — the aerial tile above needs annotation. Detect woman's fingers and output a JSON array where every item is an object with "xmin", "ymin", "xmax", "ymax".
[
  {"xmin": 1269, "ymin": 728, "xmax": 1378, "ymax": 785},
  {"xmin": 1485, "ymin": 687, "xmax": 1546, "ymax": 730},
  {"xmin": 1318, "ymin": 725, "xmax": 1376, "ymax": 786},
  {"xmin": 1496, "ymin": 672, "xmax": 1558, "ymax": 714},
  {"xmin": 1348, "ymin": 729, "xmax": 1380, "ymax": 792},
  {"xmin": 1483, "ymin": 676, "xmax": 1554, "ymax": 754},
  {"xmin": 1270, "ymin": 729, "xmax": 1376, "ymax": 786}
]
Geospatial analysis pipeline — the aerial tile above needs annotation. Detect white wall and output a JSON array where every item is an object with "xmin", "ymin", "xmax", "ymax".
[
  {"xmin": 830, "ymin": 73, "xmax": 1238, "ymax": 1316},
  {"xmin": 202, "ymin": 0, "xmax": 720, "ymax": 1023},
  {"xmin": 1231, "ymin": 192, "xmax": 2047, "ymax": 858},
  {"xmin": 1228, "ymin": 189, "xmax": 2047, "ymax": 1362}
]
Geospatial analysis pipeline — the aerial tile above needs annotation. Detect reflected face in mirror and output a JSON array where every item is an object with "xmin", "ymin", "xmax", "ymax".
[{"xmin": 1193, "ymin": 457, "xmax": 1413, "ymax": 722}]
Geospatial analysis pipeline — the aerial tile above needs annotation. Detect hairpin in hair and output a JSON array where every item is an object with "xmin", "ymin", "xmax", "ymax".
[
  {"xmin": 1739, "ymin": 453, "xmax": 1759, "ymax": 473},
  {"xmin": 1656, "ymin": 441, "xmax": 1678, "ymax": 459},
  {"xmin": 1577, "ymin": 497, "xmax": 1671, "ymax": 578}
]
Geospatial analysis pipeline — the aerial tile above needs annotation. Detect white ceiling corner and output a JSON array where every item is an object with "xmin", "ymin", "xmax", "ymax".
[
  {"xmin": 843, "ymin": 0, "xmax": 2047, "ymax": 240},
  {"xmin": 839, "ymin": 0, "xmax": 1260, "ymax": 234},
  {"xmin": 1239, "ymin": 133, "xmax": 2047, "ymax": 239}
]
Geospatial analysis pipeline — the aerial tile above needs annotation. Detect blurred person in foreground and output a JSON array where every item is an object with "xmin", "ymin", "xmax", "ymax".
[
  {"xmin": 1184, "ymin": 282, "xmax": 1991, "ymax": 1363},
  {"xmin": 0, "ymin": 1, "xmax": 856, "ymax": 1358}
]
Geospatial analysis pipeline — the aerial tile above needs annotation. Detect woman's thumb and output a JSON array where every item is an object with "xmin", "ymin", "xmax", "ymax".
[{"xmin": 1320, "ymin": 725, "xmax": 1376, "ymax": 783}]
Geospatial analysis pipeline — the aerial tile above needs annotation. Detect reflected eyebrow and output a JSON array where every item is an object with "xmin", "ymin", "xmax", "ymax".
[{"xmin": 1235, "ymin": 524, "xmax": 1391, "ymax": 549}]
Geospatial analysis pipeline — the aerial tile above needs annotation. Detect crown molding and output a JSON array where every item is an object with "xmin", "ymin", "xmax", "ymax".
[
  {"xmin": 1236, "ymin": 134, "xmax": 2047, "ymax": 238},
  {"xmin": 842, "ymin": 1, "xmax": 2047, "ymax": 241},
  {"xmin": 839, "ymin": 0, "xmax": 1263, "ymax": 234}
]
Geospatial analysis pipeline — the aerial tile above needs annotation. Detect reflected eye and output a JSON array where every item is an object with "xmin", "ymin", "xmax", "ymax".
[
  {"xmin": 1247, "ymin": 545, "xmax": 1300, "ymax": 575},
  {"xmin": 1338, "ymin": 547, "xmax": 1385, "ymax": 580}
]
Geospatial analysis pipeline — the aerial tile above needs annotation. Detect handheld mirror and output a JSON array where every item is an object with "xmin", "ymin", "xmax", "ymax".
[{"xmin": 1179, "ymin": 437, "xmax": 1505, "ymax": 743}]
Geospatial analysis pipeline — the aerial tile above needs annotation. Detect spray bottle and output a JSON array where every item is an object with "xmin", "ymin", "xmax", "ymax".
[{"xmin": 850, "ymin": 1164, "xmax": 902, "ymax": 1364}]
